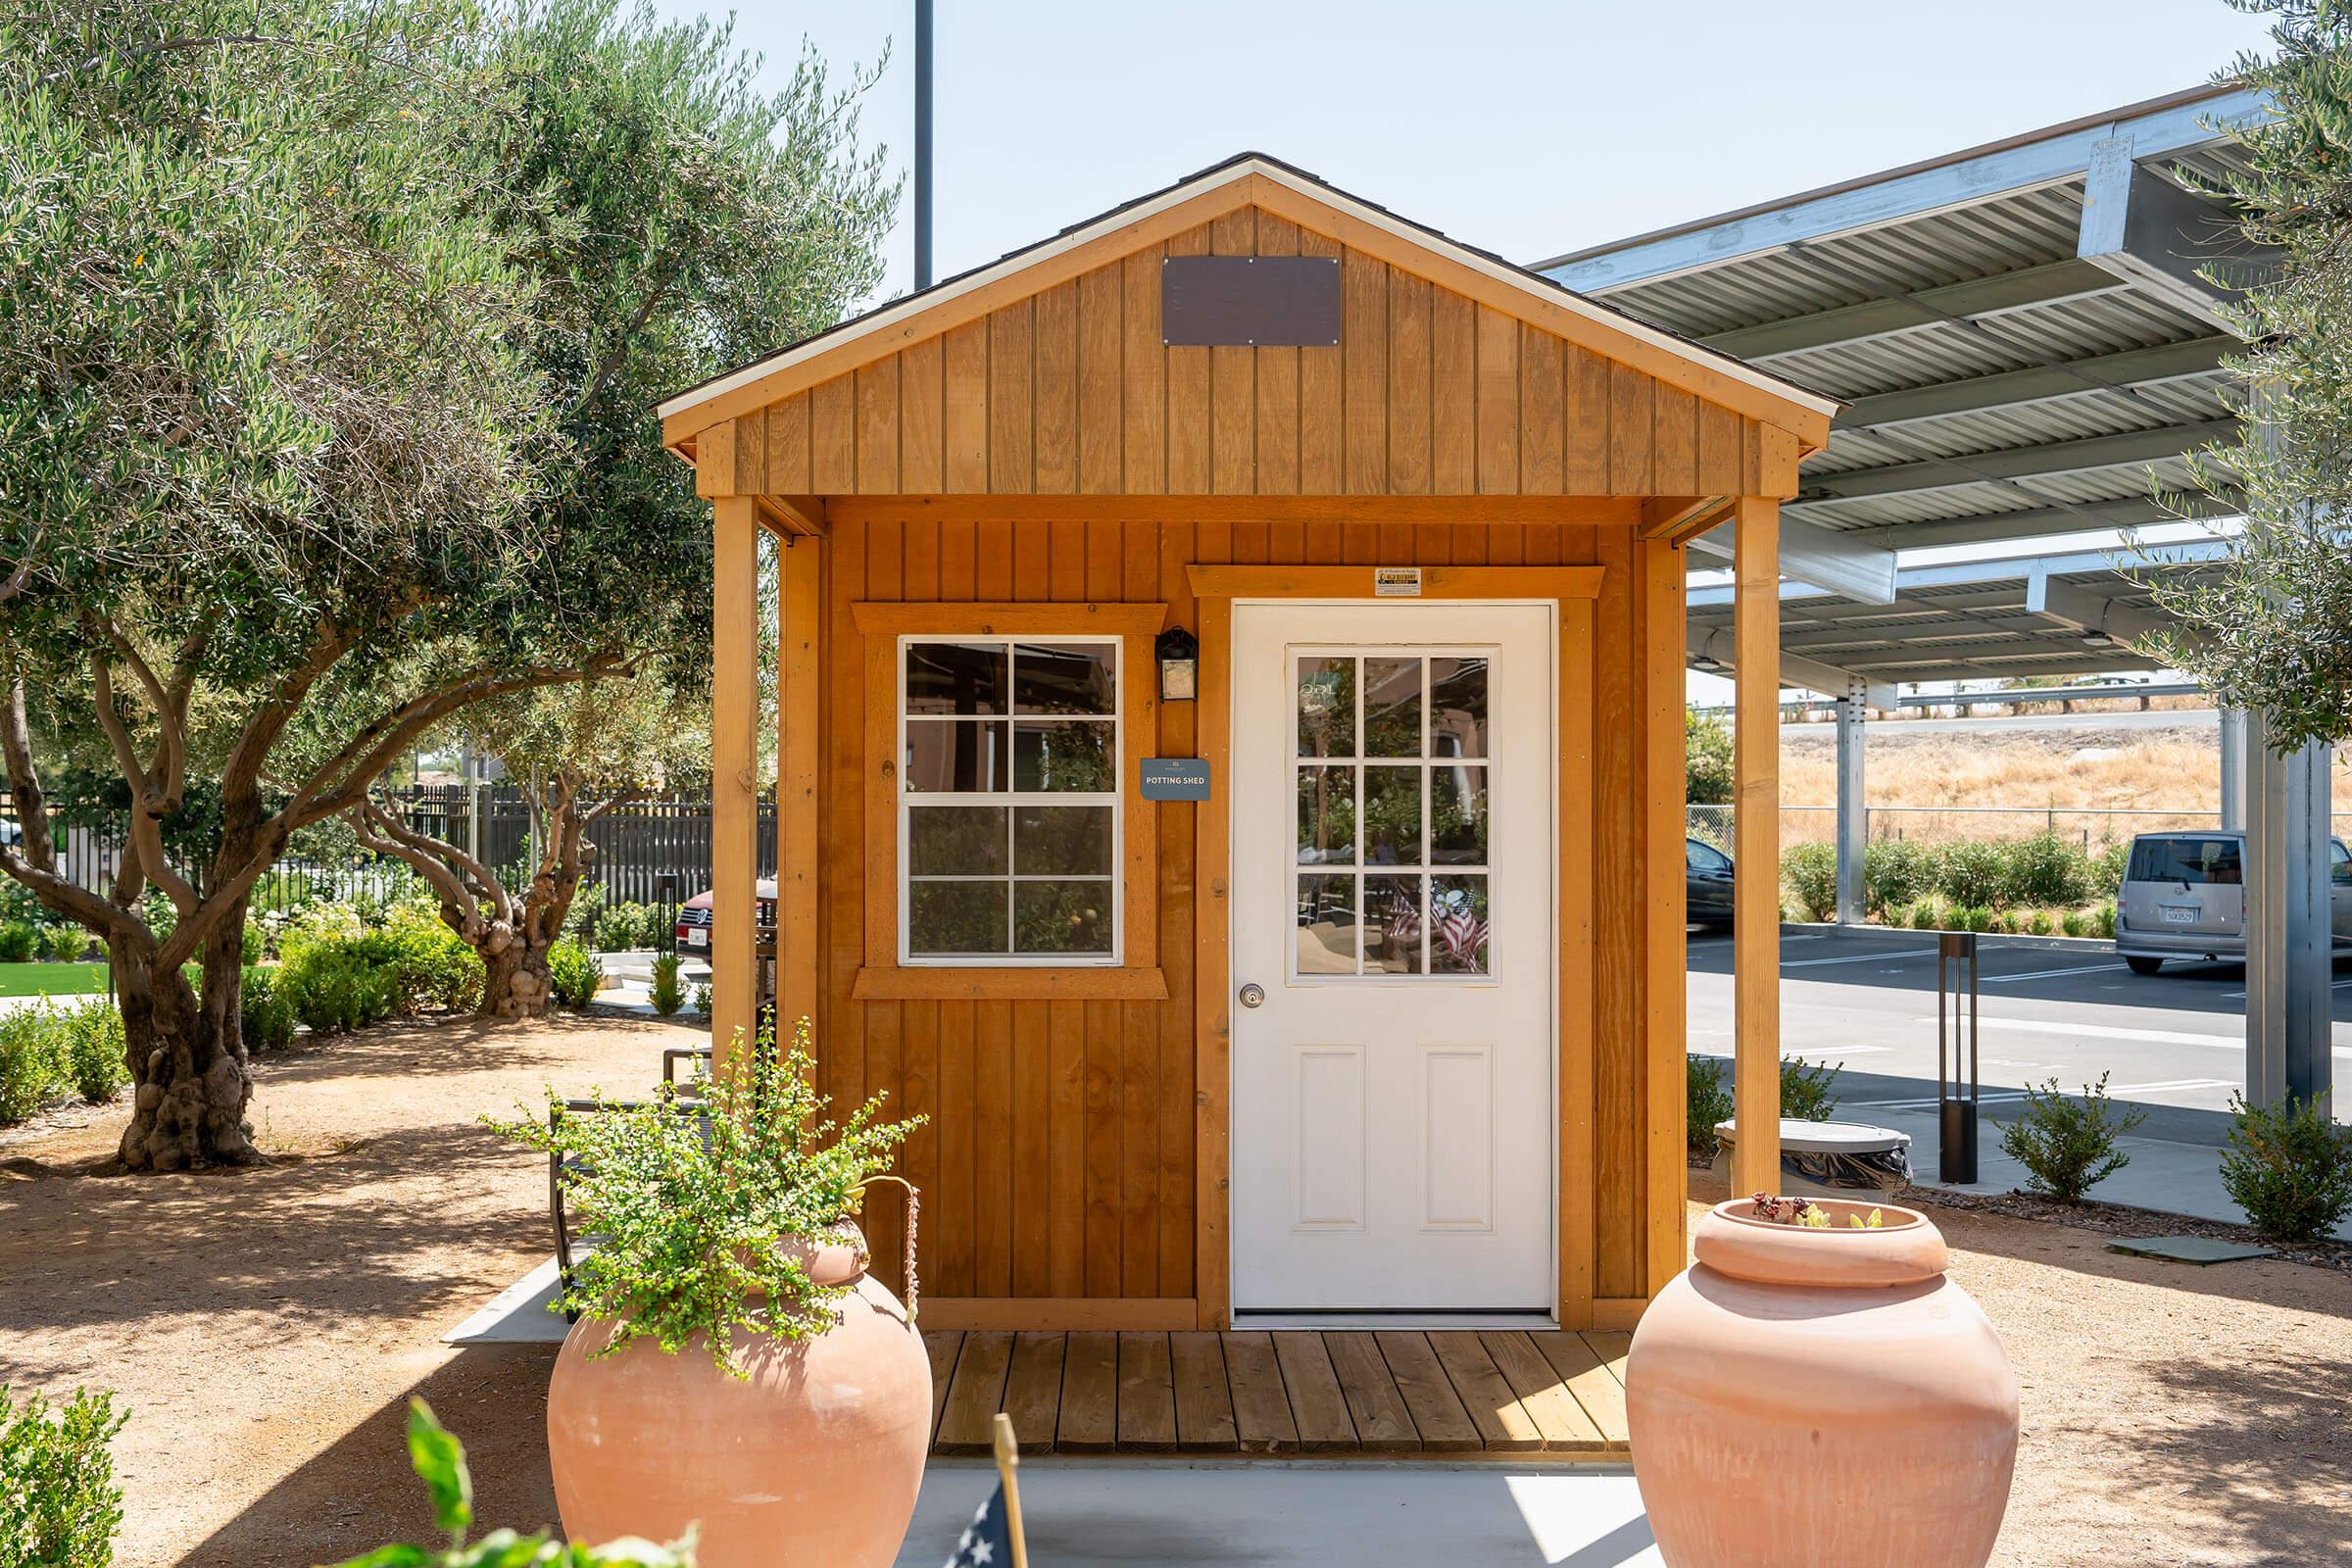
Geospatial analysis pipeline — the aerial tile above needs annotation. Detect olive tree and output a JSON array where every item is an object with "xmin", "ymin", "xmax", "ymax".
[{"xmin": 2145, "ymin": 2, "xmax": 2352, "ymax": 747}]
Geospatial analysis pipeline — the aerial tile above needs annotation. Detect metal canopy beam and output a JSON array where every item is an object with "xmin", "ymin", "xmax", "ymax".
[
  {"xmin": 1684, "ymin": 513, "xmax": 1897, "ymax": 604},
  {"xmin": 1798, "ymin": 418, "xmax": 2233, "ymax": 502},
  {"xmin": 2078, "ymin": 141, "xmax": 2274, "ymax": 329},
  {"xmin": 1698, "ymin": 260, "xmax": 2126, "ymax": 362},
  {"xmin": 1837, "ymin": 337, "xmax": 2231, "ymax": 430},
  {"xmin": 2023, "ymin": 565, "xmax": 2172, "ymax": 652},
  {"xmin": 1775, "ymin": 635, "xmax": 2173, "ymax": 669},
  {"xmin": 1544, "ymin": 86, "xmax": 2267, "ymax": 292},
  {"xmin": 1831, "ymin": 494, "xmax": 2240, "ymax": 551},
  {"xmin": 1690, "ymin": 625, "xmax": 1897, "ymax": 708}
]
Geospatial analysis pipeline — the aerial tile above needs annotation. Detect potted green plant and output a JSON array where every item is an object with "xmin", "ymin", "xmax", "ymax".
[{"xmin": 494, "ymin": 1020, "xmax": 926, "ymax": 1568}]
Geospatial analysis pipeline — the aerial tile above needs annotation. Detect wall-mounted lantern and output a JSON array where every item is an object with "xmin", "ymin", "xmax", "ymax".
[{"xmin": 1156, "ymin": 625, "xmax": 1199, "ymax": 702}]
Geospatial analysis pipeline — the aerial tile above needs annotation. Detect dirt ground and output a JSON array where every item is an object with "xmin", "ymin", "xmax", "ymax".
[{"xmin": 2, "ymin": 1016, "xmax": 2346, "ymax": 1568}]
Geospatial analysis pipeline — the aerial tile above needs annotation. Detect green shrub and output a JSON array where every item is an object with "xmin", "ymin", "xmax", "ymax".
[
  {"xmin": 242, "ymin": 967, "xmax": 298, "ymax": 1052},
  {"xmin": 570, "ymin": 879, "xmax": 610, "ymax": 943},
  {"xmin": 691, "ymin": 981, "xmax": 711, "ymax": 1016},
  {"xmin": 1780, "ymin": 1055, "xmax": 1841, "ymax": 1121},
  {"xmin": 1863, "ymin": 840, "xmax": 1935, "ymax": 915},
  {"xmin": 56, "ymin": 1003, "xmax": 125, "ymax": 1104},
  {"xmin": 0, "ymin": 1011, "xmax": 57, "ymax": 1123},
  {"xmin": 2089, "ymin": 838, "xmax": 2132, "ymax": 895},
  {"xmin": 1934, "ymin": 841, "xmax": 2008, "ymax": 908},
  {"xmin": 2093, "ymin": 899, "xmax": 2117, "ymax": 940},
  {"xmin": 379, "ymin": 905, "xmax": 485, "ymax": 1013},
  {"xmin": 240, "ymin": 921, "xmax": 265, "ymax": 966},
  {"xmin": 1951, "ymin": 905, "xmax": 1993, "ymax": 933},
  {"xmin": 276, "ymin": 946, "xmax": 400, "ymax": 1036},
  {"xmin": 549, "ymin": 939, "xmax": 604, "ymax": 1008},
  {"xmin": 329, "ymin": 1399, "xmax": 687, "ymax": 1568},
  {"xmin": 0, "ymin": 922, "xmax": 37, "ymax": 963},
  {"xmin": 0, "ymin": 1386, "xmax": 124, "ymax": 1568},
  {"xmin": 2060, "ymin": 908, "xmax": 2090, "ymax": 938},
  {"xmin": 592, "ymin": 901, "xmax": 656, "ymax": 954},
  {"xmin": 2000, "ymin": 1073, "xmax": 2146, "ymax": 1201},
  {"xmin": 1688, "ymin": 1056, "xmax": 1733, "ymax": 1155},
  {"xmin": 1780, "ymin": 843, "xmax": 1838, "ymax": 922},
  {"xmin": 2219, "ymin": 1094, "xmax": 2352, "ymax": 1242},
  {"xmin": 650, "ymin": 953, "xmax": 685, "ymax": 1016},
  {"xmin": 37, "ymin": 925, "xmax": 87, "ymax": 962},
  {"xmin": 2000, "ymin": 830, "xmax": 2093, "ymax": 908},
  {"xmin": 2025, "ymin": 908, "xmax": 2056, "ymax": 936}
]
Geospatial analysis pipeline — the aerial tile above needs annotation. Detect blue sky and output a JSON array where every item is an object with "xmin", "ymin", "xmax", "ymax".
[{"xmin": 652, "ymin": 0, "xmax": 2272, "ymax": 302}]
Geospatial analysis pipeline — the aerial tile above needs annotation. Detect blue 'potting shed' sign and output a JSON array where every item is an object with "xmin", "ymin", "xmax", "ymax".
[{"xmin": 1139, "ymin": 758, "xmax": 1211, "ymax": 801}]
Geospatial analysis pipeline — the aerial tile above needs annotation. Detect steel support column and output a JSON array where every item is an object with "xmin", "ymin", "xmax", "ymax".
[
  {"xmin": 2218, "ymin": 707, "xmax": 2247, "ymax": 831},
  {"xmin": 1835, "ymin": 677, "xmax": 1868, "ymax": 925},
  {"xmin": 2244, "ymin": 712, "xmax": 2333, "ymax": 1111}
]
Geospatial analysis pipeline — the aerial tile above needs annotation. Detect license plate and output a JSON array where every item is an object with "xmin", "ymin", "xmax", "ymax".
[
  {"xmin": 2160, "ymin": 906, "xmax": 2198, "ymax": 926},
  {"xmin": 687, "ymin": 929, "xmax": 709, "ymax": 948}
]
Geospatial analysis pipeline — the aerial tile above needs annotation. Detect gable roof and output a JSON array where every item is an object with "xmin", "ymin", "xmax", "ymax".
[{"xmin": 658, "ymin": 152, "xmax": 1840, "ymax": 453}]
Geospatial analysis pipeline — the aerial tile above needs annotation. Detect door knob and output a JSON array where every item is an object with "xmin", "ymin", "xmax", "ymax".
[{"xmin": 1238, "ymin": 982, "xmax": 1265, "ymax": 1008}]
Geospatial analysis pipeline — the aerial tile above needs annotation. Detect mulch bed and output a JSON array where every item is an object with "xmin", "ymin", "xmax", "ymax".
[{"xmin": 1896, "ymin": 1182, "xmax": 2352, "ymax": 1277}]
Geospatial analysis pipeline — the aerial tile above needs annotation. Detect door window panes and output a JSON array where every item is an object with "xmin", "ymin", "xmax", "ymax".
[
  {"xmin": 1289, "ymin": 649, "xmax": 1498, "ymax": 980},
  {"xmin": 901, "ymin": 637, "xmax": 1120, "ymax": 963}
]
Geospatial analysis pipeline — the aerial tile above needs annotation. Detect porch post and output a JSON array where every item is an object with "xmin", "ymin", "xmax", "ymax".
[
  {"xmin": 710, "ymin": 494, "xmax": 761, "ymax": 1074},
  {"xmin": 1732, "ymin": 496, "xmax": 1783, "ymax": 1196}
]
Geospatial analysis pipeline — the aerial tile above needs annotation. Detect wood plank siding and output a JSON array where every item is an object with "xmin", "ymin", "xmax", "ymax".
[{"xmin": 716, "ymin": 207, "xmax": 1775, "ymax": 505}]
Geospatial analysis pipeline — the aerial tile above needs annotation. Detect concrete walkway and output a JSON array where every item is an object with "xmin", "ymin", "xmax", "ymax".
[{"xmin": 897, "ymin": 1461, "xmax": 1657, "ymax": 1568}]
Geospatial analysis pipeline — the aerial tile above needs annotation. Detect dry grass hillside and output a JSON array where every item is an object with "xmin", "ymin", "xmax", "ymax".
[{"xmin": 1771, "ymin": 713, "xmax": 2352, "ymax": 847}]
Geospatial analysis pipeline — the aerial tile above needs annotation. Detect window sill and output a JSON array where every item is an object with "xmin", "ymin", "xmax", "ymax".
[{"xmin": 851, "ymin": 966, "xmax": 1170, "ymax": 1002}]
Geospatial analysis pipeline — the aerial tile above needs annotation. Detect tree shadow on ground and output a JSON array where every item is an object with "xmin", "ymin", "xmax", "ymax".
[
  {"xmin": 171, "ymin": 1344, "xmax": 564, "ymax": 1568},
  {"xmin": 2068, "ymin": 1348, "xmax": 2352, "ymax": 1565},
  {"xmin": 252, "ymin": 1008, "xmax": 696, "ymax": 1089}
]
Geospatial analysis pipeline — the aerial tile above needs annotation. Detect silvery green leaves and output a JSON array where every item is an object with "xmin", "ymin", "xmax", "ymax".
[{"xmin": 488, "ymin": 1018, "xmax": 920, "ymax": 1376}]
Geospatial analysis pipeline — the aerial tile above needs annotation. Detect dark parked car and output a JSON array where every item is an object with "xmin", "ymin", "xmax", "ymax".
[{"xmin": 1687, "ymin": 837, "xmax": 1734, "ymax": 930}]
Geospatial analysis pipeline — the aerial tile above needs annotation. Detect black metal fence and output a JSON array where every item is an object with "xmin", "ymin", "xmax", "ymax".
[{"xmin": 0, "ymin": 785, "xmax": 773, "ymax": 920}]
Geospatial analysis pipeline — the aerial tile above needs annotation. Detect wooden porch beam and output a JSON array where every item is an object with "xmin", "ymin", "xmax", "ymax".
[
  {"xmin": 710, "ymin": 496, "xmax": 762, "ymax": 1073},
  {"xmin": 761, "ymin": 495, "xmax": 827, "ymax": 537},
  {"xmin": 1732, "ymin": 496, "xmax": 1782, "ymax": 1197},
  {"xmin": 775, "ymin": 536, "xmax": 821, "ymax": 1038},
  {"xmin": 1639, "ymin": 495, "xmax": 1732, "ymax": 544}
]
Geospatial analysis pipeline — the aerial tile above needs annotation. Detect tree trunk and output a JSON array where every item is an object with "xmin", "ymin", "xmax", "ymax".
[
  {"xmin": 477, "ymin": 930, "xmax": 556, "ymax": 1019},
  {"xmin": 115, "ymin": 931, "xmax": 258, "ymax": 1171}
]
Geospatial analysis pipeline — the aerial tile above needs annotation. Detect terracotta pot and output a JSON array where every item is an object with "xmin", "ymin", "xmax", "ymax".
[
  {"xmin": 546, "ymin": 1225, "xmax": 931, "ymax": 1568},
  {"xmin": 1627, "ymin": 1199, "xmax": 2019, "ymax": 1568}
]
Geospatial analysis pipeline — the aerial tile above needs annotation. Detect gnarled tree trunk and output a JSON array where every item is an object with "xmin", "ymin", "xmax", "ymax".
[{"xmin": 114, "ymin": 915, "xmax": 260, "ymax": 1170}]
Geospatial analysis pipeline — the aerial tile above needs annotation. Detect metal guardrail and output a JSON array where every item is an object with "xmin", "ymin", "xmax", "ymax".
[{"xmin": 1691, "ymin": 681, "xmax": 2208, "ymax": 719}]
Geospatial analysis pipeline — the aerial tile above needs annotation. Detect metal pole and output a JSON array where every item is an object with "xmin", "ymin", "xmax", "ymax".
[
  {"xmin": 1834, "ymin": 676, "xmax": 1867, "ymax": 925},
  {"xmin": 2218, "ymin": 706, "xmax": 2246, "ymax": 831},
  {"xmin": 913, "ymin": 0, "xmax": 934, "ymax": 290}
]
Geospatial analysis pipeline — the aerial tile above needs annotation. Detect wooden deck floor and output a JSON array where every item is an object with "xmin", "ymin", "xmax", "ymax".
[{"xmin": 922, "ymin": 1329, "xmax": 1631, "ymax": 1458}]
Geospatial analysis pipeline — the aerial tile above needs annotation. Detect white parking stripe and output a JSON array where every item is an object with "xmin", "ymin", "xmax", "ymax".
[
  {"xmin": 1983, "ymin": 962, "xmax": 2130, "ymax": 983},
  {"xmin": 1913, "ymin": 1015, "xmax": 2240, "ymax": 1049},
  {"xmin": 1783, "ymin": 948, "xmax": 1942, "ymax": 968}
]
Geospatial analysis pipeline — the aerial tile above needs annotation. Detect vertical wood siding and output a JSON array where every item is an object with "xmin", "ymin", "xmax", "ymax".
[
  {"xmin": 828, "ymin": 515, "xmax": 1666, "ymax": 1309},
  {"xmin": 752, "ymin": 208, "xmax": 1767, "ymax": 502}
]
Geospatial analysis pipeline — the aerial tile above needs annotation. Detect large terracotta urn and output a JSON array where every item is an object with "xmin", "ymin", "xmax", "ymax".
[
  {"xmin": 1627, "ymin": 1199, "xmax": 2019, "ymax": 1568},
  {"xmin": 546, "ymin": 1225, "xmax": 931, "ymax": 1567}
]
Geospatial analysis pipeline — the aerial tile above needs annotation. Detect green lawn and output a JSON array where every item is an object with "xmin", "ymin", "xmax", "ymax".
[{"xmin": 0, "ymin": 961, "xmax": 108, "ymax": 998}]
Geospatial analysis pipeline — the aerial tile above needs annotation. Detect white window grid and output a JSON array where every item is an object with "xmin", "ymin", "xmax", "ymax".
[
  {"xmin": 897, "ymin": 634, "xmax": 1123, "ymax": 966},
  {"xmin": 1291, "ymin": 644, "xmax": 1496, "ymax": 985}
]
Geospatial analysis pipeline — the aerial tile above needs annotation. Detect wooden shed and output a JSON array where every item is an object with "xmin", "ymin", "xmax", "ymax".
[{"xmin": 660, "ymin": 155, "xmax": 1832, "ymax": 1334}]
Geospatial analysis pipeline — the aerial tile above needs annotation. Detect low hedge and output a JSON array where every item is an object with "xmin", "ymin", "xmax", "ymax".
[
  {"xmin": 0, "ymin": 999, "xmax": 128, "ymax": 1125},
  {"xmin": 1784, "ymin": 831, "xmax": 2124, "ymax": 930}
]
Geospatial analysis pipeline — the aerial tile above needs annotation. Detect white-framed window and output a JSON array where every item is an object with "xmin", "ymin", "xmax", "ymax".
[{"xmin": 898, "ymin": 635, "xmax": 1123, "ymax": 965}]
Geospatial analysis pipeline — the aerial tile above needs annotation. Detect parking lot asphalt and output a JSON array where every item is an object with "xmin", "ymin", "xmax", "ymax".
[{"xmin": 1686, "ymin": 925, "xmax": 2352, "ymax": 1147}]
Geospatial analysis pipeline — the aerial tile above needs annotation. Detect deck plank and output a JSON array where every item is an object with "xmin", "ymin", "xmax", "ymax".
[
  {"xmin": 1481, "ymin": 1331, "xmax": 1607, "ymax": 1451},
  {"xmin": 1000, "ymin": 1331, "xmax": 1067, "ymax": 1453},
  {"xmin": 1220, "ymin": 1332, "xmax": 1299, "ymax": 1453},
  {"xmin": 1117, "ymin": 1332, "xmax": 1179, "ymax": 1450},
  {"xmin": 1056, "ymin": 1330, "xmax": 1120, "ymax": 1452},
  {"xmin": 1371, "ymin": 1332, "xmax": 1481, "ymax": 1451},
  {"xmin": 1169, "ymin": 1332, "xmax": 1240, "ymax": 1450},
  {"xmin": 922, "ymin": 1330, "xmax": 964, "ymax": 1446},
  {"xmin": 1532, "ymin": 1332, "xmax": 1631, "ymax": 1447},
  {"xmin": 933, "ymin": 1330, "xmax": 1013, "ymax": 1455},
  {"xmin": 1272, "ymin": 1332, "xmax": 1359, "ymax": 1452},
  {"xmin": 1427, "ymin": 1332, "xmax": 1544, "ymax": 1451},
  {"xmin": 1324, "ymin": 1331, "xmax": 1420, "ymax": 1451},
  {"xmin": 1583, "ymin": 1330, "xmax": 1633, "ymax": 1382}
]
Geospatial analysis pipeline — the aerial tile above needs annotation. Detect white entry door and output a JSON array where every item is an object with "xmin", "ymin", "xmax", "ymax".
[{"xmin": 1230, "ymin": 601, "xmax": 1554, "ymax": 1313}]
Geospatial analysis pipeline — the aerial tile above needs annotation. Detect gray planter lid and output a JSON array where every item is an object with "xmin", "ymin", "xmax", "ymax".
[{"xmin": 1712, "ymin": 1117, "xmax": 1910, "ymax": 1152}]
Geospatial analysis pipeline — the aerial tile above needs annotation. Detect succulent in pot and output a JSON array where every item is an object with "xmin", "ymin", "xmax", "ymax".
[{"xmin": 493, "ymin": 1020, "xmax": 928, "ymax": 1568}]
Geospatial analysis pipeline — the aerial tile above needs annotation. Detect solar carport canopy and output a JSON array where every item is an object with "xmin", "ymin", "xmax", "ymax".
[{"xmin": 1542, "ymin": 83, "xmax": 2269, "ymax": 696}]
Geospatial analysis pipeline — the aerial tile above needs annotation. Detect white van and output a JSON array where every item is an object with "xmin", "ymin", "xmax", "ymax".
[{"xmin": 2113, "ymin": 831, "xmax": 2352, "ymax": 974}]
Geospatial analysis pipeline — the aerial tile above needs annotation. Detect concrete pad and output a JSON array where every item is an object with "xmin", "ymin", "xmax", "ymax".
[
  {"xmin": 2109, "ymin": 1235, "xmax": 2278, "ymax": 1265},
  {"xmin": 442, "ymin": 1256, "xmax": 571, "ymax": 1345},
  {"xmin": 896, "ymin": 1461, "xmax": 1658, "ymax": 1567}
]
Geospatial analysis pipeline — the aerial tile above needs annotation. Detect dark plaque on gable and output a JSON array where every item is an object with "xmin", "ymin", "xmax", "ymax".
[{"xmin": 1161, "ymin": 256, "xmax": 1341, "ymax": 347}]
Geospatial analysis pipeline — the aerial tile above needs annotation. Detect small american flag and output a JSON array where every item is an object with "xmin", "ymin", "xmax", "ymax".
[{"xmin": 942, "ymin": 1479, "xmax": 1015, "ymax": 1568}]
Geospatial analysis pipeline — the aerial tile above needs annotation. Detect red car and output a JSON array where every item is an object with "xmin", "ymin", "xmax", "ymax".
[{"xmin": 674, "ymin": 879, "xmax": 776, "ymax": 955}]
